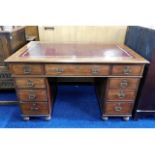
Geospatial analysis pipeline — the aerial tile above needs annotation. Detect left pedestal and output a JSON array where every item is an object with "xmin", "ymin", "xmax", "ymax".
[
  {"xmin": 9, "ymin": 63, "xmax": 55, "ymax": 121},
  {"xmin": 16, "ymin": 77, "xmax": 53, "ymax": 121}
]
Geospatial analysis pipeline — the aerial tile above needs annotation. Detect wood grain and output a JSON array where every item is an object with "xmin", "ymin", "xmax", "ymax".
[
  {"xmin": 108, "ymin": 78, "xmax": 140, "ymax": 90},
  {"xmin": 4, "ymin": 42, "xmax": 149, "ymax": 119},
  {"xmin": 111, "ymin": 65, "xmax": 144, "ymax": 76},
  {"xmin": 10, "ymin": 64, "xmax": 44, "ymax": 75},
  {"xmin": 104, "ymin": 102, "xmax": 133, "ymax": 115},
  {"xmin": 17, "ymin": 89, "xmax": 48, "ymax": 102},
  {"xmin": 106, "ymin": 89, "xmax": 136, "ymax": 101},
  {"xmin": 45, "ymin": 64, "xmax": 110, "ymax": 76},
  {"xmin": 20, "ymin": 102, "xmax": 49, "ymax": 115},
  {"xmin": 5, "ymin": 42, "xmax": 149, "ymax": 64},
  {"xmin": 15, "ymin": 78, "xmax": 46, "ymax": 89}
]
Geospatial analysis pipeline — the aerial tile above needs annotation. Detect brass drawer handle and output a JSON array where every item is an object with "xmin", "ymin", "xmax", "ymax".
[
  {"xmin": 32, "ymin": 103, "xmax": 37, "ymax": 106},
  {"xmin": 27, "ymin": 80, "xmax": 35, "ymax": 88},
  {"xmin": 23, "ymin": 65, "xmax": 31, "ymax": 74},
  {"xmin": 123, "ymin": 66, "xmax": 132, "ymax": 75},
  {"xmin": 55, "ymin": 68, "xmax": 64, "ymax": 73},
  {"xmin": 30, "ymin": 107, "xmax": 39, "ymax": 111},
  {"xmin": 28, "ymin": 94, "xmax": 36, "ymax": 100},
  {"xmin": 91, "ymin": 68, "xmax": 99, "ymax": 75},
  {"xmin": 120, "ymin": 79, "xmax": 128, "ymax": 88},
  {"xmin": 118, "ymin": 91, "xmax": 126, "ymax": 99},
  {"xmin": 114, "ymin": 106, "xmax": 122, "ymax": 112}
]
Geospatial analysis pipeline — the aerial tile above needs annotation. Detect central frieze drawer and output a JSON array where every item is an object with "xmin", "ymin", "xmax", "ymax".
[
  {"xmin": 10, "ymin": 64, "xmax": 44, "ymax": 75},
  {"xmin": 45, "ymin": 64, "xmax": 110, "ymax": 76},
  {"xmin": 15, "ymin": 78, "xmax": 46, "ymax": 89},
  {"xmin": 17, "ymin": 89, "xmax": 48, "ymax": 102}
]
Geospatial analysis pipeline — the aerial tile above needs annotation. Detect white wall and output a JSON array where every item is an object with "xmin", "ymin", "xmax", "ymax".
[{"xmin": 38, "ymin": 26, "xmax": 127, "ymax": 43}]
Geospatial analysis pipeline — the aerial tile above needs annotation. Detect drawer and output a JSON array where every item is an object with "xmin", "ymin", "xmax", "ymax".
[
  {"xmin": 20, "ymin": 102, "xmax": 50, "ymax": 115},
  {"xmin": 17, "ymin": 89, "xmax": 48, "ymax": 102},
  {"xmin": 15, "ymin": 78, "xmax": 46, "ymax": 89},
  {"xmin": 108, "ymin": 78, "xmax": 140, "ymax": 90},
  {"xmin": 45, "ymin": 64, "xmax": 110, "ymax": 76},
  {"xmin": 106, "ymin": 89, "xmax": 136, "ymax": 101},
  {"xmin": 104, "ymin": 102, "xmax": 133, "ymax": 115},
  {"xmin": 111, "ymin": 65, "xmax": 143, "ymax": 76},
  {"xmin": 10, "ymin": 64, "xmax": 44, "ymax": 75}
]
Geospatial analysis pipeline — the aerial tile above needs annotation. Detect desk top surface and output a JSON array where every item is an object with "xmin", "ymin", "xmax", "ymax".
[{"xmin": 5, "ymin": 41, "xmax": 149, "ymax": 64}]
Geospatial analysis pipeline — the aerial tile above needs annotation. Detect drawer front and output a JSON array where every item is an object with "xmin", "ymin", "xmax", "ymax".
[
  {"xmin": 15, "ymin": 78, "xmax": 46, "ymax": 89},
  {"xmin": 10, "ymin": 64, "xmax": 44, "ymax": 75},
  {"xmin": 108, "ymin": 78, "xmax": 140, "ymax": 90},
  {"xmin": 106, "ymin": 89, "xmax": 136, "ymax": 101},
  {"xmin": 104, "ymin": 102, "xmax": 133, "ymax": 115},
  {"xmin": 20, "ymin": 102, "xmax": 49, "ymax": 115},
  {"xmin": 17, "ymin": 89, "xmax": 48, "ymax": 102},
  {"xmin": 45, "ymin": 64, "xmax": 110, "ymax": 76},
  {"xmin": 111, "ymin": 65, "xmax": 143, "ymax": 76}
]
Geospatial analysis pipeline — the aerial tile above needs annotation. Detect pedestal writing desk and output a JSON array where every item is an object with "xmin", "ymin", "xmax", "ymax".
[{"xmin": 5, "ymin": 42, "xmax": 149, "ymax": 121}]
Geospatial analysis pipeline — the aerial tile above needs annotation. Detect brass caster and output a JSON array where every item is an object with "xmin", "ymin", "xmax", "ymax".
[
  {"xmin": 44, "ymin": 115, "xmax": 51, "ymax": 121},
  {"xmin": 123, "ymin": 116, "xmax": 130, "ymax": 121},
  {"xmin": 102, "ymin": 116, "xmax": 109, "ymax": 121},
  {"xmin": 23, "ymin": 116, "xmax": 30, "ymax": 121}
]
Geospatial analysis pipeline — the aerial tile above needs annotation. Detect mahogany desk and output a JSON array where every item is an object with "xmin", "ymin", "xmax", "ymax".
[{"xmin": 5, "ymin": 42, "xmax": 149, "ymax": 121}]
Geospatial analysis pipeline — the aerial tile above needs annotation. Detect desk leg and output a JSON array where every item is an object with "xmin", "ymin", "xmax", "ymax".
[
  {"xmin": 23, "ymin": 116, "xmax": 30, "ymax": 121},
  {"xmin": 44, "ymin": 115, "xmax": 52, "ymax": 121},
  {"xmin": 102, "ymin": 116, "xmax": 109, "ymax": 121}
]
